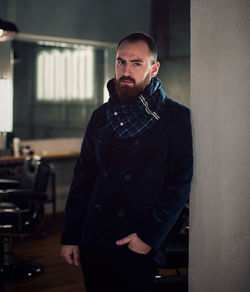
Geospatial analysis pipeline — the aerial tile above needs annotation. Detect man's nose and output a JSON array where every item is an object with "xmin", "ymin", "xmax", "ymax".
[{"xmin": 123, "ymin": 63, "xmax": 132, "ymax": 75}]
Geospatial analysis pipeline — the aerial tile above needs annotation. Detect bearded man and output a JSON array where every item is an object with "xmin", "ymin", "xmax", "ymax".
[{"xmin": 61, "ymin": 32, "xmax": 193, "ymax": 292}]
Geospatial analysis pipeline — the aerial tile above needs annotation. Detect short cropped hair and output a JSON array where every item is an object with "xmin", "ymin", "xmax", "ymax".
[{"xmin": 117, "ymin": 32, "xmax": 158, "ymax": 63}]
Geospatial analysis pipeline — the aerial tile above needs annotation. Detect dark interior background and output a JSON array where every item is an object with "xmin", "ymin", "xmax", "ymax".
[{"xmin": 9, "ymin": 0, "xmax": 190, "ymax": 140}]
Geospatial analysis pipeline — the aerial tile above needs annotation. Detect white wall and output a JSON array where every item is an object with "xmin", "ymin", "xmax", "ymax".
[
  {"xmin": 189, "ymin": 1, "xmax": 250, "ymax": 291},
  {"xmin": 0, "ymin": 42, "xmax": 13, "ymax": 132}
]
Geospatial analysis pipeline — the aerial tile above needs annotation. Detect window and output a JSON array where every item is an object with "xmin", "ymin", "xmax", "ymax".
[{"xmin": 36, "ymin": 46, "xmax": 94, "ymax": 101}]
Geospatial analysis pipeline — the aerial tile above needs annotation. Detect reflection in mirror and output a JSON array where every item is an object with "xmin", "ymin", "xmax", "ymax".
[{"xmin": 13, "ymin": 39, "xmax": 114, "ymax": 140}]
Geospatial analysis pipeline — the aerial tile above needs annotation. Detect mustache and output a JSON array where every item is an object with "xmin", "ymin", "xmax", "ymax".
[{"xmin": 119, "ymin": 76, "xmax": 135, "ymax": 84}]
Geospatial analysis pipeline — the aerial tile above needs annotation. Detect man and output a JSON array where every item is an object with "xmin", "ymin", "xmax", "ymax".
[{"xmin": 61, "ymin": 32, "xmax": 193, "ymax": 292}]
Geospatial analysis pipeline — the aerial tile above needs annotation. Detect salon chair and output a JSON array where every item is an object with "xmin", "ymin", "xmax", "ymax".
[
  {"xmin": 154, "ymin": 204, "xmax": 189, "ymax": 292},
  {"xmin": 0, "ymin": 155, "xmax": 51, "ymax": 281}
]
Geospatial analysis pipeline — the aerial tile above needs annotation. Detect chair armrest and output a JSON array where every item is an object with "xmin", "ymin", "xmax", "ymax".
[
  {"xmin": 0, "ymin": 179, "xmax": 20, "ymax": 190},
  {"xmin": 2, "ymin": 189, "xmax": 48, "ymax": 201}
]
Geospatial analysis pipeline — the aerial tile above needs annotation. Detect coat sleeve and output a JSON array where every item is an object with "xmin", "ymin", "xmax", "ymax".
[
  {"xmin": 60, "ymin": 110, "xmax": 99, "ymax": 245},
  {"xmin": 137, "ymin": 106, "xmax": 193, "ymax": 250}
]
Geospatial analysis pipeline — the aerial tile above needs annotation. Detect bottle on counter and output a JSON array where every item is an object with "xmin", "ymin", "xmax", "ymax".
[{"xmin": 13, "ymin": 137, "xmax": 21, "ymax": 157}]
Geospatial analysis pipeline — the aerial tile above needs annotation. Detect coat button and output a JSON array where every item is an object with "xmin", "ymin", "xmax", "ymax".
[
  {"xmin": 95, "ymin": 204, "xmax": 102, "ymax": 210},
  {"xmin": 124, "ymin": 174, "xmax": 132, "ymax": 181},
  {"xmin": 102, "ymin": 171, "xmax": 108, "ymax": 177},
  {"xmin": 118, "ymin": 210, "xmax": 124, "ymax": 217}
]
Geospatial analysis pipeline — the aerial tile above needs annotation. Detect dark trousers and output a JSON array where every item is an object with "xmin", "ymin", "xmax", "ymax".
[{"xmin": 80, "ymin": 245, "xmax": 157, "ymax": 292}]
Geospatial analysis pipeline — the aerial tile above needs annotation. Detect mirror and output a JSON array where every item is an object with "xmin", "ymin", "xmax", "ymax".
[{"xmin": 12, "ymin": 36, "xmax": 116, "ymax": 140}]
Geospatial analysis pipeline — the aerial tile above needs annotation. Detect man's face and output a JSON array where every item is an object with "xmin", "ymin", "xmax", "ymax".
[{"xmin": 115, "ymin": 40, "xmax": 159, "ymax": 101}]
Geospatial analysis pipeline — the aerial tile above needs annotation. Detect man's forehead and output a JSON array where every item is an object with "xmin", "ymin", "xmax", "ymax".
[{"xmin": 116, "ymin": 40, "xmax": 151, "ymax": 59}]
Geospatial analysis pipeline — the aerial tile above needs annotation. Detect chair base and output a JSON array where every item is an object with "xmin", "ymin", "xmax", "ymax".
[
  {"xmin": 0, "ymin": 260, "xmax": 44, "ymax": 281},
  {"xmin": 154, "ymin": 274, "xmax": 188, "ymax": 292}
]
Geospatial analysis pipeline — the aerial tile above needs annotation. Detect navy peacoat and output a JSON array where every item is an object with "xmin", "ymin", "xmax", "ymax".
[{"xmin": 61, "ymin": 96, "xmax": 193, "ymax": 261}]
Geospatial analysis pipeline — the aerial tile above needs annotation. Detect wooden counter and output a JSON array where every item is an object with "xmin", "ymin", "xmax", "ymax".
[{"xmin": 0, "ymin": 152, "xmax": 79, "ymax": 165}]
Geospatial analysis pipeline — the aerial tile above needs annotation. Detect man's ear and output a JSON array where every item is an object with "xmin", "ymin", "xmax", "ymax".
[{"xmin": 151, "ymin": 61, "xmax": 160, "ymax": 77}]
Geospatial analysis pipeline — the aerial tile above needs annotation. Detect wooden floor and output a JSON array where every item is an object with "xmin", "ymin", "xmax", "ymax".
[
  {"xmin": 0, "ymin": 213, "xmax": 86, "ymax": 292},
  {"xmin": 0, "ymin": 213, "xmax": 187, "ymax": 292}
]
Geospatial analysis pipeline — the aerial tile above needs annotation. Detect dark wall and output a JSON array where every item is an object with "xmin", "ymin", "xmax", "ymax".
[
  {"xmin": 152, "ymin": 0, "xmax": 190, "ymax": 106},
  {"xmin": 152, "ymin": 0, "xmax": 190, "ymax": 60},
  {"xmin": 15, "ymin": 0, "xmax": 152, "ymax": 43}
]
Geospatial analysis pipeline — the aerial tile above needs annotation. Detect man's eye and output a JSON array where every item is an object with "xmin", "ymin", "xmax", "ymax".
[
  {"xmin": 118, "ymin": 60, "xmax": 125, "ymax": 65},
  {"xmin": 134, "ymin": 63, "xmax": 141, "ymax": 67}
]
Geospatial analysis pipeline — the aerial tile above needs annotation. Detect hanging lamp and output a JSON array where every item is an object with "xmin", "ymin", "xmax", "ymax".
[{"xmin": 0, "ymin": 18, "xmax": 19, "ymax": 42}]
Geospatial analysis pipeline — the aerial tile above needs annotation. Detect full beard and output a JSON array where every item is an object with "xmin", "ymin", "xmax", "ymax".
[{"xmin": 115, "ymin": 74, "xmax": 151, "ymax": 102}]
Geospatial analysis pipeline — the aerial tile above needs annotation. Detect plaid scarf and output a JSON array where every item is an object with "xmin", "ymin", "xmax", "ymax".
[{"xmin": 106, "ymin": 77, "xmax": 167, "ymax": 139}]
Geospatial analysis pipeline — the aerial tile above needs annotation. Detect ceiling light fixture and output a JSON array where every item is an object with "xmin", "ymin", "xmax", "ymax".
[{"xmin": 0, "ymin": 18, "xmax": 19, "ymax": 42}]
